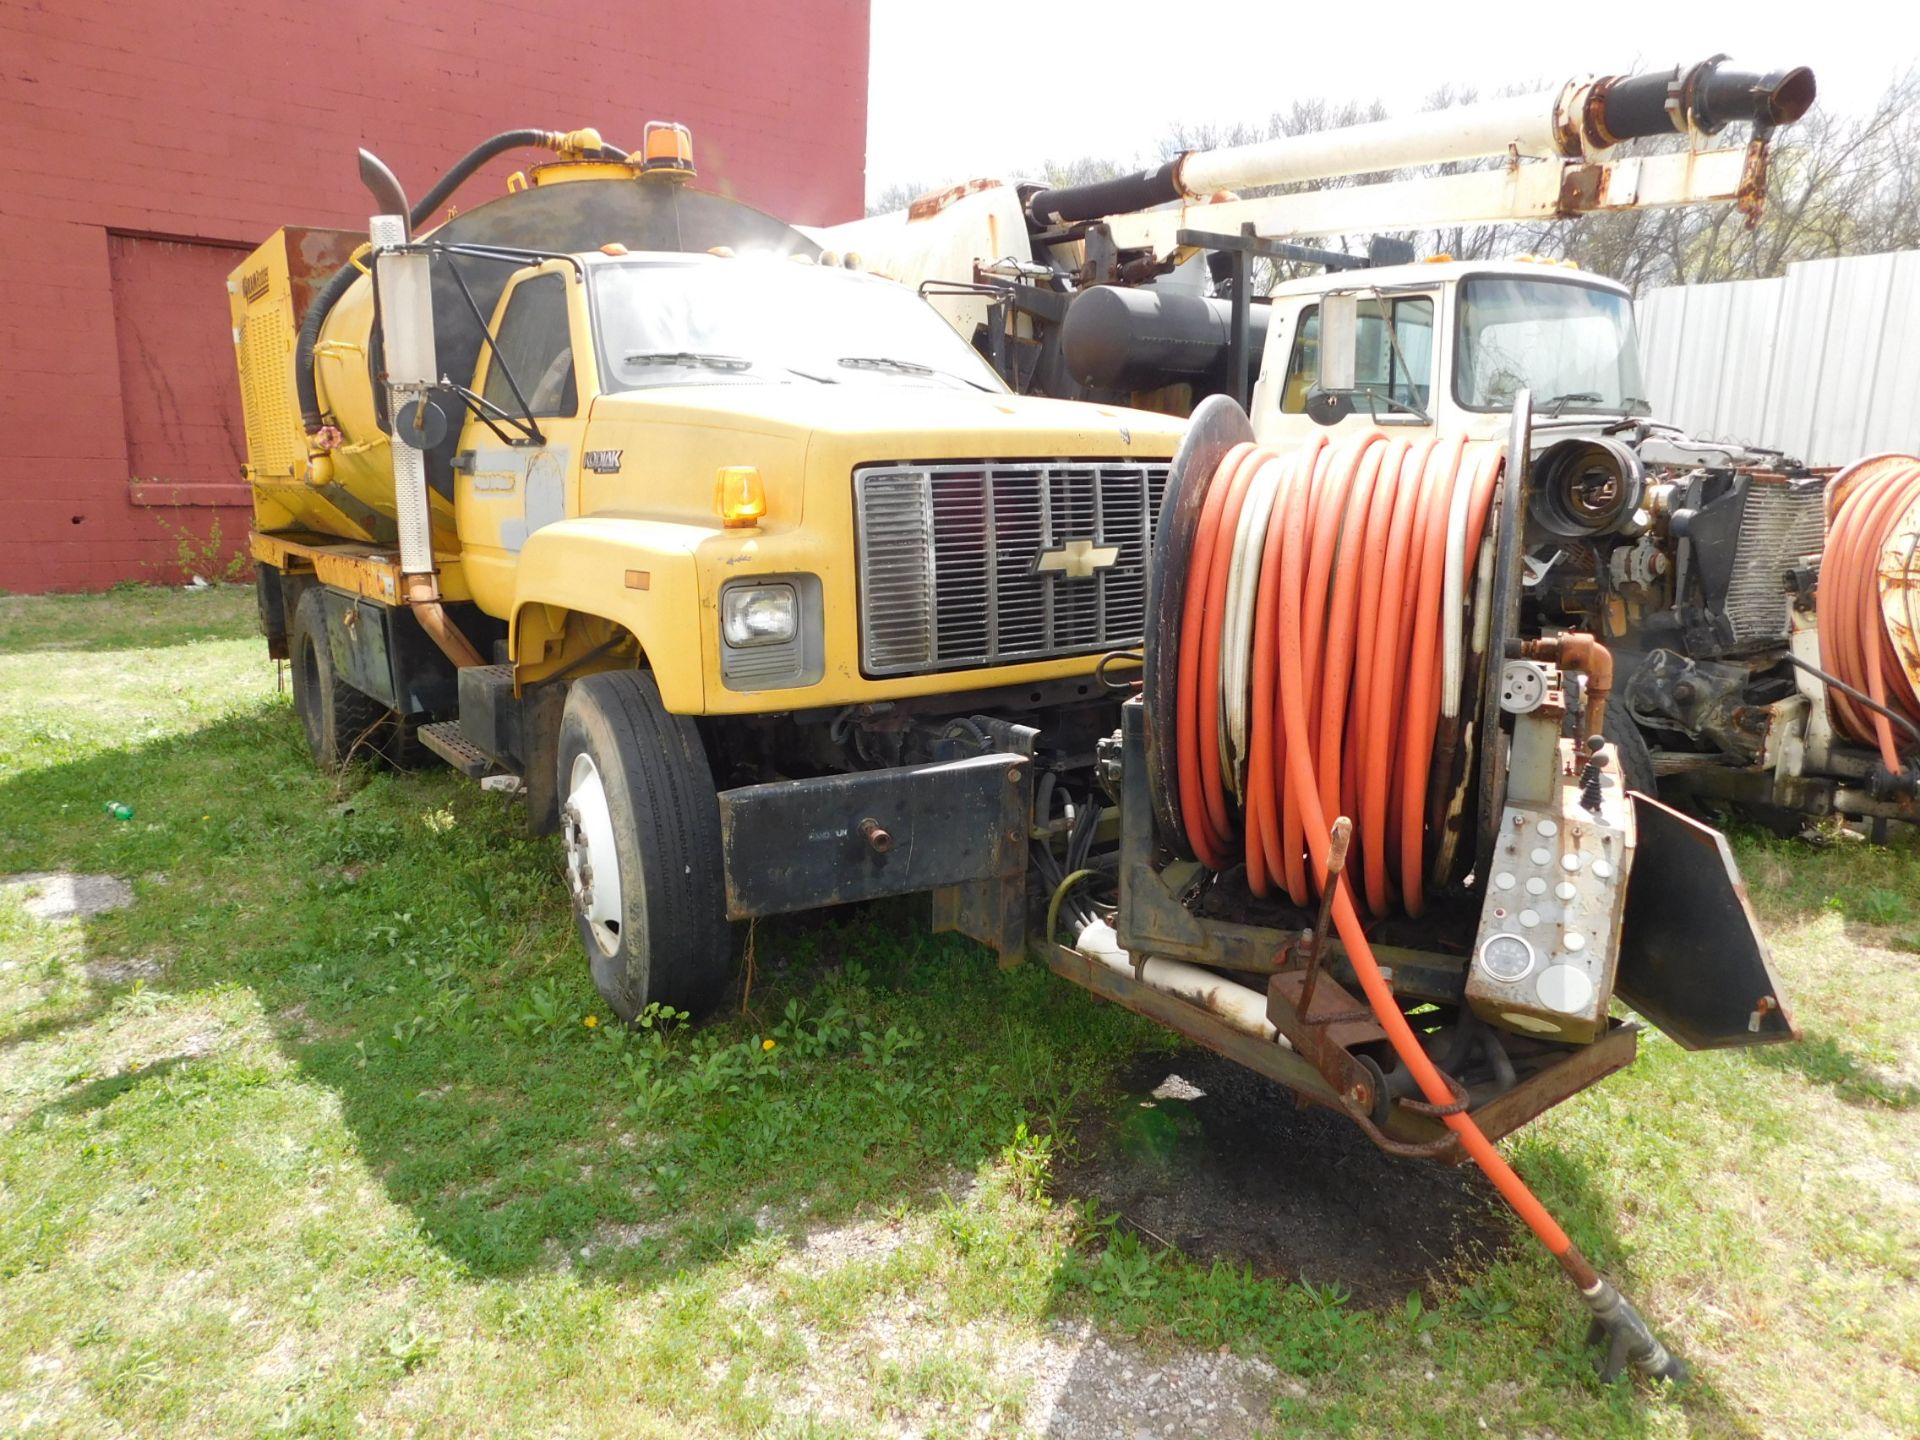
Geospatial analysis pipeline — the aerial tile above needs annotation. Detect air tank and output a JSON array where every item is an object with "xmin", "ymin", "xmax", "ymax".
[{"xmin": 1059, "ymin": 285, "xmax": 1270, "ymax": 396}]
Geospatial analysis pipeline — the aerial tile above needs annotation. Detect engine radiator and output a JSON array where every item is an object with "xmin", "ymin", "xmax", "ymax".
[{"xmin": 1724, "ymin": 476, "xmax": 1827, "ymax": 644}]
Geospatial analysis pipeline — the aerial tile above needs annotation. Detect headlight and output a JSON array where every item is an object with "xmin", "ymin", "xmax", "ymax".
[{"xmin": 721, "ymin": 582, "xmax": 798, "ymax": 648}]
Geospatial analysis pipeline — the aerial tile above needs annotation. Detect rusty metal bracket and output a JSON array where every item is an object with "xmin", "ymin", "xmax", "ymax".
[
  {"xmin": 1266, "ymin": 967, "xmax": 1387, "ymax": 1113},
  {"xmin": 1336, "ymin": 1099, "xmax": 1466, "ymax": 1162},
  {"xmin": 1736, "ymin": 136, "xmax": 1771, "ymax": 228},
  {"xmin": 1043, "ymin": 933, "xmax": 1639, "ymax": 1161}
]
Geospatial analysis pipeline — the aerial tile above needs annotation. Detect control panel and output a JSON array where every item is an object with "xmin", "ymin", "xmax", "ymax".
[{"xmin": 1467, "ymin": 662, "xmax": 1637, "ymax": 1044}]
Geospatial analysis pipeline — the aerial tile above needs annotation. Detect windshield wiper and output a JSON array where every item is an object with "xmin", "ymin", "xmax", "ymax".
[
  {"xmin": 838, "ymin": 355, "xmax": 997, "ymax": 393},
  {"xmin": 1543, "ymin": 391, "xmax": 1604, "ymax": 417},
  {"xmin": 838, "ymin": 355, "xmax": 933, "ymax": 376},
  {"xmin": 625, "ymin": 351, "xmax": 752, "ymax": 372}
]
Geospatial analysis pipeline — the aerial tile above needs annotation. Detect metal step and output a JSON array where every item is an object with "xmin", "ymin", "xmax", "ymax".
[{"xmin": 417, "ymin": 721, "xmax": 493, "ymax": 778}]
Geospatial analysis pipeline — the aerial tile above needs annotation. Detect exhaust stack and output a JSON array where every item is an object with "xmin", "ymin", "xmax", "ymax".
[{"xmin": 362, "ymin": 149, "xmax": 486, "ymax": 670}]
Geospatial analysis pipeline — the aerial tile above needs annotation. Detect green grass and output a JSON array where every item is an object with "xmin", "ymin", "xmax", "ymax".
[{"xmin": 0, "ymin": 587, "xmax": 1916, "ymax": 1437}]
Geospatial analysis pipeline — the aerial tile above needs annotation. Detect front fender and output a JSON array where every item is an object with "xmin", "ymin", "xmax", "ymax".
[{"xmin": 510, "ymin": 516, "xmax": 714, "ymax": 712}]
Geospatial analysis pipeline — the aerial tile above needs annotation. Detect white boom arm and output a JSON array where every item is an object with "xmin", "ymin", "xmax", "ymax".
[{"xmin": 1109, "ymin": 147, "xmax": 1758, "ymax": 261}]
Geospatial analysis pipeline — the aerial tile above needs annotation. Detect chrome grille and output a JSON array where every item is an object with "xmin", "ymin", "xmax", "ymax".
[{"xmin": 854, "ymin": 460, "xmax": 1170, "ymax": 675}]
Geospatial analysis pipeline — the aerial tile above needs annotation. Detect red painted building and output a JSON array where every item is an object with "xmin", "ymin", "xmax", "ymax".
[{"xmin": 0, "ymin": 0, "xmax": 870, "ymax": 592}]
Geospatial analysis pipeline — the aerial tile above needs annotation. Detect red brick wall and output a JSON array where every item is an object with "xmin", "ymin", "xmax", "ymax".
[{"xmin": 0, "ymin": 0, "xmax": 870, "ymax": 592}]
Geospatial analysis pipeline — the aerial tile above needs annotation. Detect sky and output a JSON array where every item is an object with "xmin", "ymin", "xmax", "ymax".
[{"xmin": 865, "ymin": 1, "xmax": 1913, "ymax": 208}]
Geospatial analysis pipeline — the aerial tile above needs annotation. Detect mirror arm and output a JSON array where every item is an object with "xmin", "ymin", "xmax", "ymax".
[{"xmin": 440, "ymin": 381, "xmax": 544, "ymax": 446}]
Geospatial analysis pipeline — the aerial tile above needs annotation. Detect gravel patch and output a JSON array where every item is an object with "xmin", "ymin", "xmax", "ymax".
[
  {"xmin": 2, "ymin": 872, "xmax": 134, "ymax": 922},
  {"xmin": 790, "ymin": 1216, "xmax": 912, "ymax": 1270},
  {"xmin": 1021, "ymin": 1319, "xmax": 1292, "ymax": 1440},
  {"xmin": 577, "ymin": 1218, "xmax": 673, "ymax": 1261},
  {"xmin": 729, "ymin": 1296, "xmax": 1287, "ymax": 1438}
]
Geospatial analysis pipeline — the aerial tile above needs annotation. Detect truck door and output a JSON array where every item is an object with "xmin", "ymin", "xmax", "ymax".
[
  {"xmin": 454, "ymin": 266, "xmax": 593, "ymax": 614},
  {"xmin": 1264, "ymin": 291, "xmax": 1437, "ymax": 441}
]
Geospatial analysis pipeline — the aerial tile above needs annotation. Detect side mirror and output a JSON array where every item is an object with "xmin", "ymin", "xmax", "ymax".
[{"xmin": 1319, "ymin": 292, "xmax": 1357, "ymax": 393}]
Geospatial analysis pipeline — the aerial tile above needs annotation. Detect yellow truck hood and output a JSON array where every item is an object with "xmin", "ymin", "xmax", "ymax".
[
  {"xmin": 523, "ymin": 381, "xmax": 1190, "ymax": 714},
  {"xmin": 586, "ymin": 381, "xmax": 1184, "ymax": 451}
]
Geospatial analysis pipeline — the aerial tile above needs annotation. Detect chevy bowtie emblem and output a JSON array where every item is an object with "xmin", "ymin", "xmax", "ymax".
[{"xmin": 1034, "ymin": 538, "xmax": 1121, "ymax": 580}]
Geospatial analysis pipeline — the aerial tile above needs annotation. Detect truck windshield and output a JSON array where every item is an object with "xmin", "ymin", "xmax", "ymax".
[
  {"xmin": 1454, "ymin": 277, "xmax": 1649, "ymax": 416},
  {"xmin": 590, "ymin": 258, "xmax": 1006, "ymax": 394}
]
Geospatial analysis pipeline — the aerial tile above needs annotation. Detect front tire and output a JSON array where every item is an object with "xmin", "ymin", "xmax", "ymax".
[{"xmin": 557, "ymin": 671, "xmax": 732, "ymax": 1020}]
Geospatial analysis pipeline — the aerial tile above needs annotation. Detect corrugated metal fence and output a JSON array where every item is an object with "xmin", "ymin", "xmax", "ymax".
[{"xmin": 1638, "ymin": 249, "xmax": 1920, "ymax": 467}]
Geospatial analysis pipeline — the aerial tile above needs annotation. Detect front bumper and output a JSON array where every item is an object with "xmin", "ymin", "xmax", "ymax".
[{"xmin": 717, "ymin": 747, "xmax": 1034, "ymax": 946}]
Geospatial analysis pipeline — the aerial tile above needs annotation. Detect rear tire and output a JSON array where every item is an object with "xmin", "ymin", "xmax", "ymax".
[
  {"xmin": 290, "ymin": 588, "xmax": 388, "ymax": 771},
  {"xmin": 556, "ymin": 671, "xmax": 732, "ymax": 1020}
]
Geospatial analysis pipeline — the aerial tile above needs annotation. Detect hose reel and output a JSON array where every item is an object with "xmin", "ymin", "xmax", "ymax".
[
  {"xmin": 1144, "ymin": 409, "xmax": 1514, "ymax": 909},
  {"xmin": 1130, "ymin": 397, "xmax": 1686, "ymax": 1381}
]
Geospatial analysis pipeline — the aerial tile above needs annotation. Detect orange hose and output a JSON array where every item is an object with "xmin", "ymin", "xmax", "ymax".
[
  {"xmin": 1176, "ymin": 440, "xmax": 1253, "ymax": 868},
  {"xmin": 1184, "ymin": 433, "xmax": 1496, "ymax": 909},
  {"xmin": 1819, "ymin": 454, "xmax": 1920, "ymax": 773},
  {"xmin": 1197, "ymin": 447, "xmax": 1270, "ymax": 847},
  {"xmin": 1175, "ymin": 428, "xmax": 1591, "ymax": 1270}
]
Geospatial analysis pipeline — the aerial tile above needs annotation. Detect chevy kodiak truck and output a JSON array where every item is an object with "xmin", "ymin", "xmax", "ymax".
[{"xmin": 232, "ymin": 125, "xmax": 1183, "ymax": 1020}]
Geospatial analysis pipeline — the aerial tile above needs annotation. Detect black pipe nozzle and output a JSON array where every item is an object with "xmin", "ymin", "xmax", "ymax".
[
  {"xmin": 1584, "ymin": 1278, "xmax": 1689, "ymax": 1384},
  {"xmin": 1026, "ymin": 159, "xmax": 1184, "ymax": 230},
  {"xmin": 1601, "ymin": 58, "xmax": 1817, "ymax": 142}
]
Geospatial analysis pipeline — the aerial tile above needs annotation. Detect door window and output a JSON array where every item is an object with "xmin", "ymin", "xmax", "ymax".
[
  {"xmin": 1278, "ymin": 295, "xmax": 1434, "ymax": 414},
  {"xmin": 484, "ymin": 274, "xmax": 577, "ymax": 418},
  {"xmin": 1354, "ymin": 296, "xmax": 1433, "ymax": 410},
  {"xmin": 1279, "ymin": 307, "xmax": 1319, "ymax": 413}
]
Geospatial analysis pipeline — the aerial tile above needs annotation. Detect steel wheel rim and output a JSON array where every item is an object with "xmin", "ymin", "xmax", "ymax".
[{"xmin": 563, "ymin": 751, "xmax": 625, "ymax": 957}]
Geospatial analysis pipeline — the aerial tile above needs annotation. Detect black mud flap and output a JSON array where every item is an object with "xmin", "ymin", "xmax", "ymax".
[{"xmin": 1616, "ymin": 793, "xmax": 1798, "ymax": 1048}]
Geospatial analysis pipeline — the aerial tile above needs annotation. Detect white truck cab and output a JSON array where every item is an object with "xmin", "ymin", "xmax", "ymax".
[{"xmin": 1247, "ymin": 259, "xmax": 1649, "ymax": 447}]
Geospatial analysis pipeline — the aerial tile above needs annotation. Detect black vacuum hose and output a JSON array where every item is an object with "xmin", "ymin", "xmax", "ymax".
[
  {"xmin": 295, "ymin": 259, "xmax": 371, "ymax": 432},
  {"xmin": 408, "ymin": 128, "xmax": 559, "ymax": 230},
  {"xmin": 1028, "ymin": 159, "xmax": 1182, "ymax": 229},
  {"xmin": 1600, "ymin": 59, "xmax": 1816, "ymax": 141}
]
